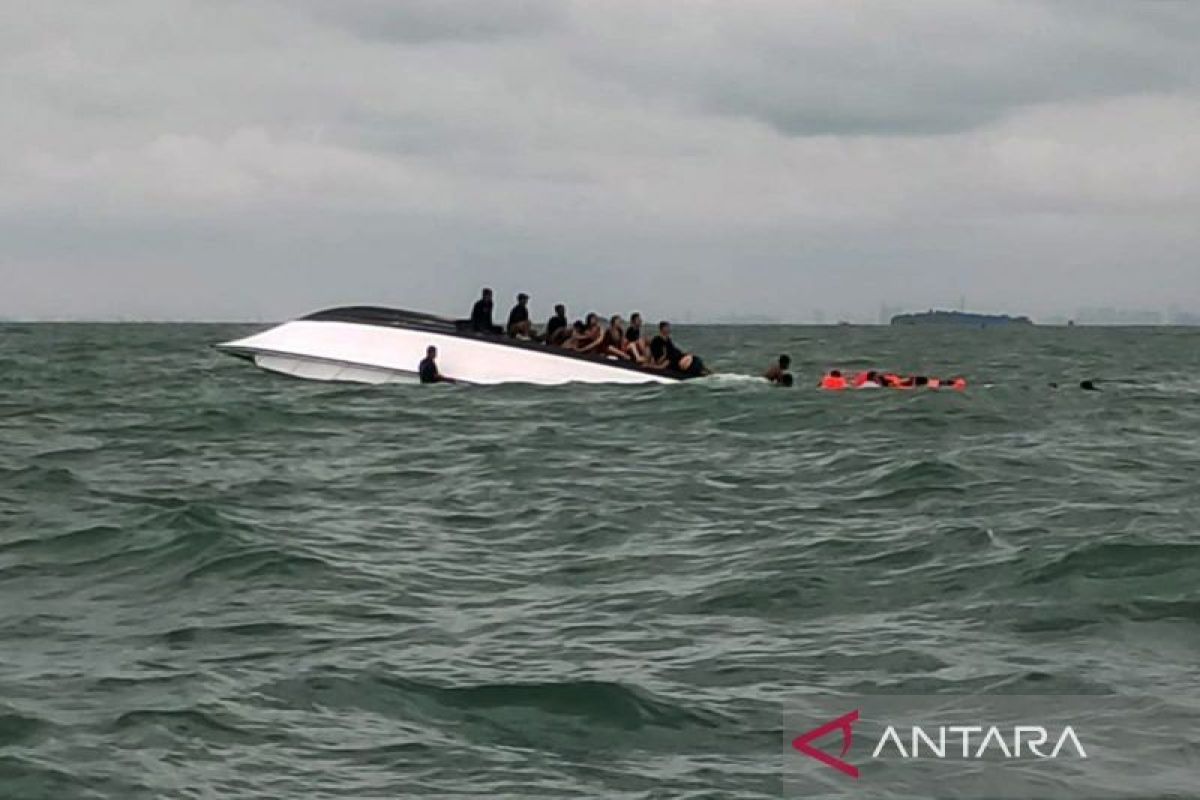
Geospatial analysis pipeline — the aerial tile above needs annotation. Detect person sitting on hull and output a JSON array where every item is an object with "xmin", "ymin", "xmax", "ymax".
[
  {"xmin": 604, "ymin": 315, "xmax": 629, "ymax": 359},
  {"xmin": 562, "ymin": 320, "xmax": 587, "ymax": 350},
  {"xmin": 470, "ymin": 288, "xmax": 502, "ymax": 334},
  {"xmin": 764, "ymin": 354, "xmax": 792, "ymax": 385},
  {"xmin": 545, "ymin": 303, "xmax": 569, "ymax": 346},
  {"xmin": 623, "ymin": 312, "xmax": 648, "ymax": 362},
  {"xmin": 418, "ymin": 346, "xmax": 455, "ymax": 384},
  {"xmin": 506, "ymin": 292, "xmax": 537, "ymax": 339},
  {"xmin": 574, "ymin": 312, "xmax": 607, "ymax": 354},
  {"xmin": 648, "ymin": 321, "xmax": 708, "ymax": 376}
]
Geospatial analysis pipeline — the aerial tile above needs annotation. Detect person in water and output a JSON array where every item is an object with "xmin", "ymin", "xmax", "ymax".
[
  {"xmin": 470, "ymin": 288, "xmax": 501, "ymax": 334},
  {"xmin": 648, "ymin": 321, "xmax": 708, "ymax": 376},
  {"xmin": 506, "ymin": 292, "xmax": 534, "ymax": 339},
  {"xmin": 853, "ymin": 370, "xmax": 882, "ymax": 388},
  {"xmin": 818, "ymin": 370, "xmax": 847, "ymax": 389},
  {"xmin": 545, "ymin": 304, "xmax": 569, "ymax": 345},
  {"xmin": 764, "ymin": 354, "xmax": 792, "ymax": 385},
  {"xmin": 418, "ymin": 346, "xmax": 454, "ymax": 384}
]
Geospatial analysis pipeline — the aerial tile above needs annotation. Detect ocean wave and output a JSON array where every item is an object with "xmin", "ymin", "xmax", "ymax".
[
  {"xmin": 178, "ymin": 548, "xmax": 333, "ymax": 584},
  {"xmin": 260, "ymin": 671, "xmax": 721, "ymax": 732},
  {"xmin": 0, "ymin": 708, "xmax": 48, "ymax": 747},
  {"xmin": 0, "ymin": 523, "xmax": 125, "ymax": 557},
  {"xmin": 1026, "ymin": 541, "xmax": 1200, "ymax": 585},
  {"xmin": 111, "ymin": 708, "xmax": 260, "ymax": 745},
  {"xmin": 0, "ymin": 464, "xmax": 88, "ymax": 494},
  {"xmin": 0, "ymin": 755, "xmax": 151, "ymax": 800}
]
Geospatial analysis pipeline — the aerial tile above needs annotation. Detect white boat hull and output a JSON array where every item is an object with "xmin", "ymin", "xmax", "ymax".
[{"xmin": 217, "ymin": 314, "xmax": 681, "ymax": 386}]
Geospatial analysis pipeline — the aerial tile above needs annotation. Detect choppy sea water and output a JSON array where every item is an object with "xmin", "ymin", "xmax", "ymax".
[{"xmin": 1, "ymin": 323, "xmax": 1198, "ymax": 799}]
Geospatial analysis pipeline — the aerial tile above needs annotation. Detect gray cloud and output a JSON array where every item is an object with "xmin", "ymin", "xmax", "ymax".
[
  {"xmin": 564, "ymin": 3, "xmax": 1200, "ymax": 136},
  {"xmin": 286, "ymin": 0, "xmax": 563, "ymax": 44},
  {"xmin": 2, "ymin": 0, "xmax": 1199, "ymax": 321}
]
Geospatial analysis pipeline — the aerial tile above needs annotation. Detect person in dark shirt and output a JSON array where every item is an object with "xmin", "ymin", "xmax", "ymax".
[
  {"xmin": 624, "ymin": 311, "xmax": 647, "ymax": 362},
  {"xmin": 470, "ymin": 288, "xmax": 501, "ymax": 334},
  {"xmin": 506, "ymin": 292, "xmax": 533, "ymax": 338},
  {"xmin": 764, "ymin": 354, "xmax": 792, "ymax": 385},
  {"xmin": 546, "ymin": 304, "xmax": 569, "ymax": 345},
  {"xmin": 418, "ymin": 345, "xmax": 454, "ymax": 384},
  {"xmin": 648, "ymin": 321, "xmax": 708, "ymax": 376}
]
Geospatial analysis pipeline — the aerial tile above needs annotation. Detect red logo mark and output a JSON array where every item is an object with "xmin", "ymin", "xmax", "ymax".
[{"xmin": 792, "ymin": 709, "xmax": 860, "ymax": 778}]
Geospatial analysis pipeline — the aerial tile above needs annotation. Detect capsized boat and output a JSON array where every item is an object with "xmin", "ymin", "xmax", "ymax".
[{"xmin": 215, "ymin": 306, "xmax": 699, "ymax": 385}]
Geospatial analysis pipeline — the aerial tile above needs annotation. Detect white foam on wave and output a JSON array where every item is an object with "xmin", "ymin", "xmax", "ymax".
[{"xmin": 697, "ymin": 373, "xmax": 765, "ymax": 385}]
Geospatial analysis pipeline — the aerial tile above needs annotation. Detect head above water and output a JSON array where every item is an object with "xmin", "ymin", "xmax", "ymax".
[
  {"xmin": 779, "ymin": 354, "xmax": 791, "ymax": 369},
  {"xmin": 829, "ymin": 369, "xmax": 842, "ymax": 378}
]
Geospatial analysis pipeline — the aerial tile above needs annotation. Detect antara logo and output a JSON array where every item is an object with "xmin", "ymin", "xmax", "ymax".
[
  {"xmin": 792, "ymin": 710, "xmax": 1088, "ymax": 779},
  {"xmin": 791, "ymin": 709, "xmax": 861, "ymax": 778}
]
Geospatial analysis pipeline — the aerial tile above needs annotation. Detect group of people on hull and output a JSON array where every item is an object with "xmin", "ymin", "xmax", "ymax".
[
  {"xmin": 468, "ymin": 288, "xmax": 710, "ymax": 376},
  {"xmin": 761, "ymin": 356, "xmax": 966, "ymax": 390}
]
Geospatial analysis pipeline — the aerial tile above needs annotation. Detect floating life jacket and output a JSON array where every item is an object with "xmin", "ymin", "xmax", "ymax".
[
  {"xmin": 851, "ymin": 371, "xmax": 871, "ymax": 387},
  {"xmin": 881, "ymin": 372, "xmax": 901, "ymax": 387},
  {"xmin": 950, "ymin": 377, "xmax": 967, "ymax": 390},
  {"xmin": 819, "ymin": 373, "xmax": 847, "ymax": 390}
]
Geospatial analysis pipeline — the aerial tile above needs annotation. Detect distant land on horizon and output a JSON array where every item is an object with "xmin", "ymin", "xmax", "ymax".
[{"xmin": 890, "ymin": 309, "xmax": 1034, "ymax": 327}]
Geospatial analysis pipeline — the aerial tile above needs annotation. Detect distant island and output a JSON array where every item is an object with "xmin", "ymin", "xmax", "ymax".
[{"xmin": 890, "ymin": 310, "xmax": 1033, "ymax": 327}]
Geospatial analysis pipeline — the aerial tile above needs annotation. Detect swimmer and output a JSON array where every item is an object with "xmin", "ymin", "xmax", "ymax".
[
  {"xmin": 819, "ymin": 370, "xmax": 847, "ymax": 390},
  {"xmin": 764, "ymin": 354, "xmax": 792, "ymax": 385}
]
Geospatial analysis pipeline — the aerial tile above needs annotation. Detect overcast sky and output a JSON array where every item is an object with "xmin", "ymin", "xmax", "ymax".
[{"xmin": 3, "ymin": 1, "xmax": 1198, "ymax": 321}]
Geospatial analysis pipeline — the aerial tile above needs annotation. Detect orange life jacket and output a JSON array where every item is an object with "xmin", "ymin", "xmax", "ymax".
[
  {"xmin": 927, "ymin": 377, "xmax": 941, "ymax": 388},
  {"xmin": 851, "ymin": 371, "xmax": 870, "ymax": 387},
  {"xmin": 820, "ymin": 374, "xmax": 847, "ymax": 390},
  {"xmin": 950, "ymin": 377, "xmax": 967, "ymax": 390}
]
